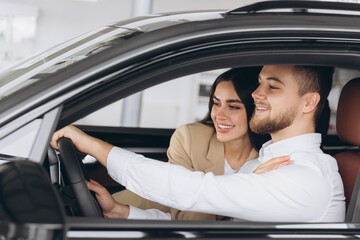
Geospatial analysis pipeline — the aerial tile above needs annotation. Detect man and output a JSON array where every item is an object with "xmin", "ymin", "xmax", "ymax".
[{"xmin": 51, "ymin": 65, "xmax": 345, "ymax": 222}]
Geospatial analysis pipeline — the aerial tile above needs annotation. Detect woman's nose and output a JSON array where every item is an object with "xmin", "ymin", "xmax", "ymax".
[{"xmin": 215, "ymin": 106, "xmax": 228, "ymax": 119}]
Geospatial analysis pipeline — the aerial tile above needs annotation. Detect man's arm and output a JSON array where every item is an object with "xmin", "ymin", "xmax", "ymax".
[
  {"xmin": 128, "ymin": 206, "xmax": 171, "ymax": 220},
  {"xmin": 51, "ymin": 125, "xmax": 112, "ymax": 166},
  {"xmin": 167, "ymin": 124, "xmax": 218, "ymax": 220},
  {"xmin": 107, "ymin": 147, "xmax": 331, "ymax": 222},
  {"xmin": 87, "ymin": 180, "xmax": 171, "ymax": 220}
]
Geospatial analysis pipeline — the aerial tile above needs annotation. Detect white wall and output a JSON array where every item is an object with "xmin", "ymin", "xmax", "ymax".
[{"xmin": 0, "ymin": 0, "xmax": 133, "ymax": 54}]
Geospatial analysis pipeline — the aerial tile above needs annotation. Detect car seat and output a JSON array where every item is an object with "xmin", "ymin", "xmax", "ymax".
[
  {"xmin": 333, "ymin": 77, "xmax": 360, "ymax": 222},
  {"xmin": 316, "ymin": 99, "xmax": 330, "ymax": 150}
]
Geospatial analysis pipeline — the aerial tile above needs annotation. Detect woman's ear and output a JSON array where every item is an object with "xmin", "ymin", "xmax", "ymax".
[{"xmin": 303, "ymin": 92, "xmax": 320, "ymax": 114}]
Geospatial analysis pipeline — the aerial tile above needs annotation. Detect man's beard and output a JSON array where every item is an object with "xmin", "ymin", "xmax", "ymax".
[{"xmin": 249, "ymin": 107, "xmax": 297, "ymax": 134}]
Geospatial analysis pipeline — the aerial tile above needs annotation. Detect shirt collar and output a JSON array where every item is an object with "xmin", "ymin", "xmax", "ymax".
[{"xmin": 258, "ymin": 133, "xmax": 322, "ymax": 163}]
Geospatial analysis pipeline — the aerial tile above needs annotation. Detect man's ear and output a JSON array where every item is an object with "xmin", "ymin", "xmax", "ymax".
[{"xmin": 303, "ymin": 92, "xmax": 320, "ymax": 114}]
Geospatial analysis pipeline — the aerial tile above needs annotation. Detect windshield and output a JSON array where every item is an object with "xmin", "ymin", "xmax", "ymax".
[{"xmin": 0, "ymin": 26, "xmax": 142, "ymax": 101}]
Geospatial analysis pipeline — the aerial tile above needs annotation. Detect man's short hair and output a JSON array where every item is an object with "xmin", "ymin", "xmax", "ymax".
[{"xmin": 293, "ymin": 66, "xmax": 334, "ymax": 123}]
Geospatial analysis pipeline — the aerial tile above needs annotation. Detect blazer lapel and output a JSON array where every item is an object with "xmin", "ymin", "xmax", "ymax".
[{"xmin": 204, "ymin": 132, "xmax": 225, "ymax": 175}]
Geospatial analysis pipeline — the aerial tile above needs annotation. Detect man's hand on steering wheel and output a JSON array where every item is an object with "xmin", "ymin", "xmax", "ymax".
[
  {"xmin": 51, "ymin": 125, "xmax": 113, "ymax": 167},
  {"xmin": 87, "ymin": 179, "xmax": 130, "ymax": 219}
]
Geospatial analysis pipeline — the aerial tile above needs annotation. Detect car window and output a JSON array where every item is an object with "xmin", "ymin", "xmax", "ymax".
[
  {"xmin": 76, "ymin": 67, "xmax": 360, "ymax": 133},
  {"xmin": 76, "ymin": 69, "xmax": 225, "ymax": 128},
  {"xmin": 0, "ymin": 118, "xmax": 42, "ymax": 158}
]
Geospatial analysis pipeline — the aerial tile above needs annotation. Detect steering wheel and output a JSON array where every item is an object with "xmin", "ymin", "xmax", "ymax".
[{"xmin": 57, "ymin": 137, "xmax": 103, "ymax": 217}]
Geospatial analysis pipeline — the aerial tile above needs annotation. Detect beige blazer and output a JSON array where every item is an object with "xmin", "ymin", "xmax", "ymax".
[{"xmin": 112, "ymin": 122, "xmax": 258, "ymax": 220}]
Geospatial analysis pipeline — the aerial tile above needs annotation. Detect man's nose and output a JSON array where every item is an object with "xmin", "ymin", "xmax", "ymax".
[{"xmin": 252, "ymin": 85, "xmax": 265, "ymax": 100}]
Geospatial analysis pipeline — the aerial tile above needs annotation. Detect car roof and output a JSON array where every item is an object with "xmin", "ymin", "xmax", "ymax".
[{"xmin": 228, "ymin": 0, "xmax": 360, "ymax": 15}]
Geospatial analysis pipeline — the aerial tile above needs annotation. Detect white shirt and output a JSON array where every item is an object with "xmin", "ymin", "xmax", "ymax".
[
  {"xmin": 224, "ymin": 158, "xmax": 256, "ymax": 174},
  {"xmin": 107, "ymin": 133, "xmax": 345, "ymax": 222},
  {"xmin": 126, "ymin": 158, "xmax": 259, "ymax": 219}
]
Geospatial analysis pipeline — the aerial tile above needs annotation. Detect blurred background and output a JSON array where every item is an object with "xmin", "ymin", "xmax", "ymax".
[{"xmin": 0, "ymin": 0, "xmax": 252, "ymax": 68}]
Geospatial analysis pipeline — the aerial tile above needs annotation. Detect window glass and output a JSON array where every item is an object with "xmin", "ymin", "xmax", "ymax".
[
  {"xmin": 76, "ymin": 68, "xmax": 360, "ymax": 133},
  {"xmin": 76, "ymin": 70, "xmax": 224, "ymax": 128},
  {"xmin": 0, "ymin": 119, "xmax": 42, "ymax": 158}
]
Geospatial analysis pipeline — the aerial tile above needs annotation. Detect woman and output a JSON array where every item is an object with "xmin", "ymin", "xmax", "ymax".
[{"xmin": 112, "ymin": 67, "xmax": 272, "ymax": 220}]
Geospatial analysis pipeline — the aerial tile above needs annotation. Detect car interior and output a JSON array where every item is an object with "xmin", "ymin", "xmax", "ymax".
[
  {"xmin": 334, "ymin": 77, "xmax": 360, "ymax": 222},
  {"xmin": 0, "ymin": 64, "xmax": 359, "ymax": 229},
  {"xmin": 0, "ymin": 64, "xmax": 360, "ymax": 224},
  {"xmin": 58, "ymin": 67, "xmax": 360, "ymax": 222}
]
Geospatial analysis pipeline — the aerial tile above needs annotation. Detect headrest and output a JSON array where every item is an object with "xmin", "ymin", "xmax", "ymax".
[{"xmin": 336, "ymin": 77, "xmax": 360, "ymax": 146}]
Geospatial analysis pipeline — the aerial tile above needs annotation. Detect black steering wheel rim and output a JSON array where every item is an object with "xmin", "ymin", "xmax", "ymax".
[{"xmin": 57, "ymin": 137, "xmax": 103, "ymax": 217}]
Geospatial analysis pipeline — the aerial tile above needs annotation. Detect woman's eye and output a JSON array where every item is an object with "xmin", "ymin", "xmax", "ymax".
[
  {"xmin": 213, "ymin": 102, "xmax": 220, "ymax": 106},
  {"xmin": 229, "ymin": 105, "xmax": 241, "ymax": 110},
  {"xmin": 269, "ymin": 85, "xmax": 279, "ymax": 90}
]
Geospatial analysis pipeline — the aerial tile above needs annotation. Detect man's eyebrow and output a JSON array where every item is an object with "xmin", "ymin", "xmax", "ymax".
[{"xmin": 259, "ymin": 75, "xmax": 285, "ymax": 85}]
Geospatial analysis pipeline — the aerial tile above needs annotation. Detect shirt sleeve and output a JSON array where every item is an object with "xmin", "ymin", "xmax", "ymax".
[
  {"xmin": 167, "ymin": 124, "xmax": 218, "ymax": 221},
  {"xmin": 107, "ymin": 147, "xmax": 331, "ymax": 222},
  {"xmin": 128, "ymin": 206, "xmax": 171, "ymax": 220}
]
